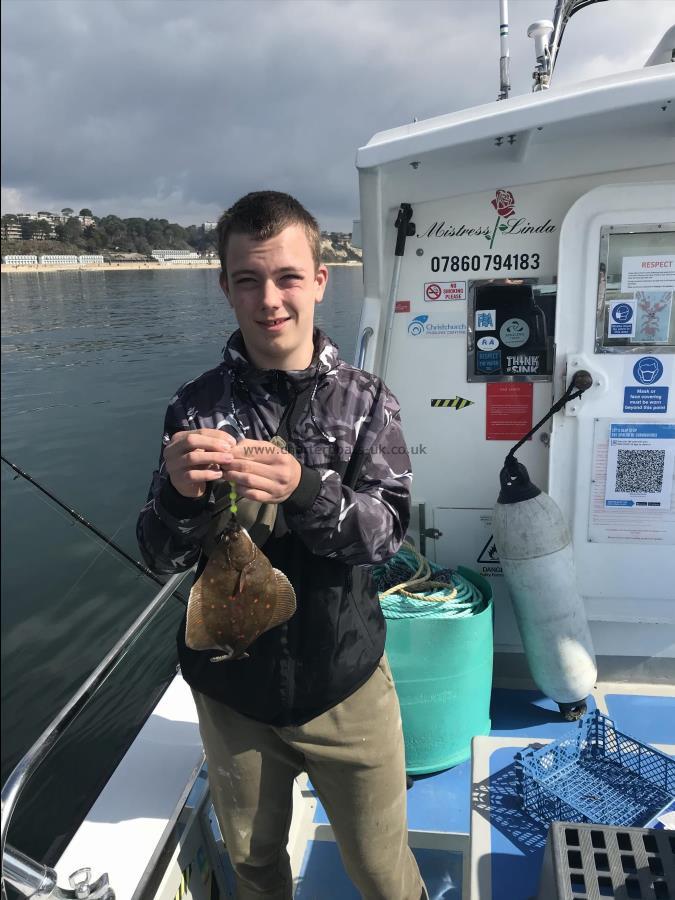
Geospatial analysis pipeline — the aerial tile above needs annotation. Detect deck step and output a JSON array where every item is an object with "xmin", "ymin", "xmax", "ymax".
[{"xmin": 295, "ymin": 839, "xmax": 464, "ymax": 899}]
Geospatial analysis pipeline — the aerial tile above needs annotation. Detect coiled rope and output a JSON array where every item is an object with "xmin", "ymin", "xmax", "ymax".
[{"xmin": 373, "ymin": 542, "xmax": 485, "ymax": 620}]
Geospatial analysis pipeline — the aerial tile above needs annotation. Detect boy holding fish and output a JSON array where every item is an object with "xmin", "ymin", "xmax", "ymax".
[{"xmin": 138, "ymin": 191, "xmax": 427, "ymax": 900}]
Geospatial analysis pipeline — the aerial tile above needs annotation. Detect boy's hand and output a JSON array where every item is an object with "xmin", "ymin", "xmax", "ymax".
[
  {"xmin": 163, "ymin": 429, "xmax": 236, "ymax": 498},
  {"xmin": 221, "ymin": 439, "xmax": 302, "ymax": 503}
]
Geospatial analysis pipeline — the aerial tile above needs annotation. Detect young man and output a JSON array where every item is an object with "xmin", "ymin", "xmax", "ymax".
[{"xmin": 137, "ymin": 191, "xmax": 426, "ymax": 900}]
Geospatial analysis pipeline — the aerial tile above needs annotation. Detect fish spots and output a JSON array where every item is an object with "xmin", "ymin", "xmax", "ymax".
[{"xmin": 185, "ymin": 522, "xmax": 296, "ymax": 661}]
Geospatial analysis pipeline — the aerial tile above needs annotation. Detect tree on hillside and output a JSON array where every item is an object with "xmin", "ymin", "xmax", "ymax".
[
  {"xmin": 55, "ymin": 217, "xmax": 82, "ymax": 244},
  {"xmin": 99, "ymin": 215, "xmax": 131, "ymax": 251},
  {"xmin": 165, "ymin": 222, "xmax": 190, "ymax": 249},
  {"xmin": 185, "ymin": 224, "xmax": 204, "ymax": 252},
  {"xmin": 61, "ymin": 207, "xmax": 74, "ymax": 217},
  {"xmin": 79, "ymin": 208, "xmax": 93, "ymax": 217},
  {"xmin": 21, "ymin": 221, "xmax": 40, "ymax": 240},
  {"xmin": 35, "ymin": 219, "xmax": 54, "ymax": 240},
  {"xmin": 83, "ymin": 225, "xmax": 107, "ymax": 253}
]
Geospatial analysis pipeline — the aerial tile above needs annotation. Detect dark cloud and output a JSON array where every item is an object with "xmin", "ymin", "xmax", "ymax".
[{"xmin": 1, "ymin": 0, "xmax": 671, "ymax": 229}]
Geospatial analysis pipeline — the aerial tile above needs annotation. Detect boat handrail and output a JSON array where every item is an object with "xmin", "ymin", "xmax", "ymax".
[
  {"xmin": 356, "ymin": 326, "xmax": 374, "ymax": 370},
  {"xmin": 0, "ymin": 568, "xmax": 194, "ymax": 892},
  {"xmin": 550, "ymin": 0, "xmax": 593, "ymax": 73},
  {"xmin": 529, "ymin": 0, "xmax": 607, "ymax": 91}
]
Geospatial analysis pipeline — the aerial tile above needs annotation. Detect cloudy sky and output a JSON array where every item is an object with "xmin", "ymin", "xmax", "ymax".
[{"xmin": 1, "ymin": 0, "xmax": 672, "ymax": 230}]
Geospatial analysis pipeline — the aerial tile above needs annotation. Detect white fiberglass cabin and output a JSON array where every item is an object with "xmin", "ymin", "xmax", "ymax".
[
  {"xmin": 2, "ymin": 5, "xmax": 674, "ymax": 900},
  {"xmin": 355, "ymin": 31, "xmax": 675, "ymax": 683}
]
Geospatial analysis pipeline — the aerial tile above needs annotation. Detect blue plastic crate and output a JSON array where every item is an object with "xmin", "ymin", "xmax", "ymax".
[{"xmin": 515, "ymin": 710, "xmax": 675, "ymax": 828}]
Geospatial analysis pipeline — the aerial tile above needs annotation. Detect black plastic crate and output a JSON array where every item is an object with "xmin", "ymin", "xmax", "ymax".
[{"xmin": 537, "ymin": 821, "xmax": 675, "ymax": 900}]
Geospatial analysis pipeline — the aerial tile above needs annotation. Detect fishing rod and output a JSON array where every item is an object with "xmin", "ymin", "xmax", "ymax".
[{"xmin": 1, "ymin": 454, "xmax": 186, "ymax": 603}]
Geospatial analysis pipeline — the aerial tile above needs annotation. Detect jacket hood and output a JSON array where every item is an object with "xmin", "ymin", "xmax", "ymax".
[{"xmin": 223, "ymin": 328, "xmax": 340, "ymax": 392}]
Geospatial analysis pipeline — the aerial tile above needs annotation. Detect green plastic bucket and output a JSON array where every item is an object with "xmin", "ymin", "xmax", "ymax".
[{"xmin": 383, "ymin": 566, "xmax": 493, "ymax": 774}]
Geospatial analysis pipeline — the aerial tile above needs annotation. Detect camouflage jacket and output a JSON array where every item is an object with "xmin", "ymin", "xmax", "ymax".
[{"xmin": 137, "ymin": 328, "xmax": 412, "ymax": 725}]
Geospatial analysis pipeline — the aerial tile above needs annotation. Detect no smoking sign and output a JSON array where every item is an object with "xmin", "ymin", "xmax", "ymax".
[{"xmin": 424, "ymin": 281, "xmax": 466, "ymax": 302}]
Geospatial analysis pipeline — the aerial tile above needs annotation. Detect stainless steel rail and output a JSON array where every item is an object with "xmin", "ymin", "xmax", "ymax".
[
  {"xmin": 549, "ymin": 0, "xmax": 607, "ymax": 74},
  {"xmin": 4, "ymin": 846, "xmax": 64, "ymax": 898},
  {"xmin": 1, "ymin": 568, "xmax": 193, "ymax": 891},
  {"xmin": 4, "ymin": 846, "xmax": 114, "ymax": 899},
  {"xmin": 356, "ymin": 326, "xmax": 374, "ymax": 370}
]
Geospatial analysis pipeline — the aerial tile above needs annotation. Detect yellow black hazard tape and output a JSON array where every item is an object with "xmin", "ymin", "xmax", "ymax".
[
  {"xmin": 430, "ymin": 397, "xmax": 474, "ymax": 409},
  {"xmin": 174, "ymin": 864, "xmax": 192, "ymax": 900}
]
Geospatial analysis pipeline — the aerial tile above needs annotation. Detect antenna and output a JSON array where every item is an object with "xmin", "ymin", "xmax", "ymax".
[
  {"xmin": 527, "ymin": 19, "xmax": 554, "ymax": 91},
  {"xmin": 497, "ymin": 0, "xmax": 511, "ymax": 101}
]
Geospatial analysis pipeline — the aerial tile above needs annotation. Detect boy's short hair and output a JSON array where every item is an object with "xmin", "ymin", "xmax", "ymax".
[{"xmin": 217, "ymin": 191, "xmax": 322, "ymax": 274}]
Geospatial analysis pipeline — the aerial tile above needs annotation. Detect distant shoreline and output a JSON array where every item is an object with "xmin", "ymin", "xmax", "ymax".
[{"xmin": 1, "ymin": 260, "xmax": 362, "ymax": 274}]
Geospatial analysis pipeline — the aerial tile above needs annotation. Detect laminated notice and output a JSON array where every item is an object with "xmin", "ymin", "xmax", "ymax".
[
  {"xmin": 605, "ymin": 422, "xmax": 674, "ymax": 511},
  {"xmin": 589, "ymin": 421, "xmax": 675, "ymax": 545},
  {"xmin": 621, "ymin": 255, "xmax": 675, "ymax": 292}
]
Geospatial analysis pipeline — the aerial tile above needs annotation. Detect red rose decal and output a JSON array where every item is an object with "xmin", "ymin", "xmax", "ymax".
[{"xmin": 491, "ymin": 189, "xmax": 515, "ymax": 218}]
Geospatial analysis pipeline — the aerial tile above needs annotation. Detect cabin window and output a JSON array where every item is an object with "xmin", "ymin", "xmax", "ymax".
[
  {"xmin": 467, "ymin": 277, "xmax": 556, "ymax": 382},
  {"xmin": 595, "ymin": 223, "xmax": 675, "ymax": 353}
]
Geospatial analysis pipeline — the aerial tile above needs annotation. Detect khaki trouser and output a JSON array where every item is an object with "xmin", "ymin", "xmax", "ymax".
[{"xmin": 192, "ymin": 654, "xmax": 426, "ymax": 900}]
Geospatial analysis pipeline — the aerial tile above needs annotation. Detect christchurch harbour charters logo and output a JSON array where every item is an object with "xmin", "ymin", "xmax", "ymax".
[
  {"xmin": 408, "ymin": 315, "xmax": 428, "ymax": 335},
  {"xmin": 417, "ymin": 189, "xmax": 556, "ymax": 246},
  {"xmin": 408, "ymin": 315, "xmax": 466, "ymax": 337}
]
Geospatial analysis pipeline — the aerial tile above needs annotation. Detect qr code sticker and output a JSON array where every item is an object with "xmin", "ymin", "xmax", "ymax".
[{"xmin": 614, "ymin": 449, "xmax": 665, "ymax": 494}]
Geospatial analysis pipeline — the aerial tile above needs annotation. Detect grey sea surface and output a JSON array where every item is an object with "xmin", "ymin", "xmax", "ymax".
[{"xmin": 1, "ymin": 265, "xmax": 364, "ymax": 862}]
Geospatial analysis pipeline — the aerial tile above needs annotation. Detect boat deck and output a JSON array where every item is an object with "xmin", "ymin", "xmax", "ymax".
[
  {"xmin": 295, "ymin": 683, "xmax": 675, "ymax": 900},
  {"xmin": 53, "ymin": 677, "xmax": 675, "ymax": 900}
]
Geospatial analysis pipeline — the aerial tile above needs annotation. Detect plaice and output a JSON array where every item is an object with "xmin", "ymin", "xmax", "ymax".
[{"xmin": 186, "ymin": 520, "xmax": 296, "ymax": 662}]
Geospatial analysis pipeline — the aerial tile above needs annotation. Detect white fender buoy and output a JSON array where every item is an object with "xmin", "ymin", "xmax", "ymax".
[{"xmin": 493, "ymin": 458, "xmax": 597, "ymax": 720}]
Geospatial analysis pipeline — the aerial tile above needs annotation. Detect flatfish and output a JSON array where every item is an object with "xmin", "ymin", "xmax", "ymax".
[{"xmin": 186, "ymin": 520, "xmax": 296, "ymax": 662}]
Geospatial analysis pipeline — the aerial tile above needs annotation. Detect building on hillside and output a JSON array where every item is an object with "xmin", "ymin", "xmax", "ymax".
[
  {"xmin": 2, "ymin": 220, "xmax": 22, "ymax": 240},
  {"xmin": 4, "ymin": 212, "xmax": 96, "ymax": 239},
  {"xmin": 2, "ymin": 255, "xmax": 38, "ymax": 265},
  {"xmin": 202, "ymin": 222, "xmax": 217, "ymax": 232},
  {"xmin": 15, "ymin": 214, "xmax": 57, "ymax": 239}
]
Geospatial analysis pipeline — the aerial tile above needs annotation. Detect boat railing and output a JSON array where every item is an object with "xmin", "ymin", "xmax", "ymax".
[
  {"xmin": 529, "ymin": 0, "xmax": 608, "ymax": 91},
  {"xmin": 1, "ymin": 568, "xmax": 194, "ymax": 899},
  {"xmin": 356, "ymin": 326, "xmax": 374, "ymax": 370}
]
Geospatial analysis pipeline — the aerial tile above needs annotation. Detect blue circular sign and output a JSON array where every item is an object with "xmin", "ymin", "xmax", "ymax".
[
  {"xmin": 633, "ymin": 356, "xmax": 663, "ymax": 385},
  {"xmin": 612, "ymin": 302, "xmax": 633, "ymax": 323}
]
